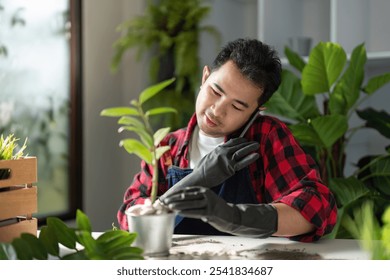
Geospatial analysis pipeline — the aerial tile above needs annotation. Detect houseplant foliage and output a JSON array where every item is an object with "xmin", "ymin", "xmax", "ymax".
[
  {"xmin": 343, "ymin": 201, "xmax": 390, "ymax": 259},
  {"xmin": 100, "ymin": 78, "xmax": 177, "ymax": 204},
  {"xmin": 111, "ymin": 0, "xmax": 220, "ymax": 129},
  {"xmin": 264, "ymin": 42, "xmax": 390, "ymax": 238},
  {"xmin": 0, "ymin": 134, "xmax": 27, "ymax": 178},
  {"xmin": 0, "ymin": 209, "xmax": 143, "ymax": 260}
]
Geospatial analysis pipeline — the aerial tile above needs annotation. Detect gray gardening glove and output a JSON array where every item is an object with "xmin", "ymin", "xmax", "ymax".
[
  {"xmin": 159, "ymin": 137, "xmax": 259, "ymax": 202},
  {"xmin": 161, "ymin": 186, "xmax": 278, "ymax": 238}
]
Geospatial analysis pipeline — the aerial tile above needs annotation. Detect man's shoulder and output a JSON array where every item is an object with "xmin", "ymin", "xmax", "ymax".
[{"xmin": 256, "ymin": 114, "xmax": 289, "ymax": 131}]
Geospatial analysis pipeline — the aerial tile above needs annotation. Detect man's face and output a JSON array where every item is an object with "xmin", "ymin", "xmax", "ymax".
[{"xmin": 195, "ymin": 61, "xmax": 262, "ymax": 138}]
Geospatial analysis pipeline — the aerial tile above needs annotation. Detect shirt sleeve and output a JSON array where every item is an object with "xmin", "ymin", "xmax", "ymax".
[
  {"xmin": 261, "ymin": 121, "xmax": 337, "ymax": 242},
  {"xmin": 117, "ymin": 160, "xmax": 154, "ymax": 231}
]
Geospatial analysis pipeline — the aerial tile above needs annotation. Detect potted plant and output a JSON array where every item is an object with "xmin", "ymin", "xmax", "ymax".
[
  {"xmin": 0, "ymin": 134, "xmax": 37, "ymax": 242},
  {"xmin": 264, "ymin": 42, "xmax": 390, "ymax": 238},
  {"xmin": 100, "ymin": 78, "xmax": 177, "ymax": 256},
  {"xmin": 111, "ymin": 0, "xmax": 220, "ymax": 129}
]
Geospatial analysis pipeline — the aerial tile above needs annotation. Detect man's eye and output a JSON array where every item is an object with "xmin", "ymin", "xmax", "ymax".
[
  {"xmin": 211, "ymin": 89, "xmax": 221, "ymax": 96},
  {"xmin": 232, "ymin": 105, "xmax": 244, "ymax": 111}
]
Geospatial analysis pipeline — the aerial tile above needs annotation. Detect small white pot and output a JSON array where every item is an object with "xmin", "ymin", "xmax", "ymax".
[{"xmin": 126, "ymin": 211, "xmax": 175, "ymax": 257}]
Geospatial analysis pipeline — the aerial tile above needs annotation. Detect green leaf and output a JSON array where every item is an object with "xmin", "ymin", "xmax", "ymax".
[
  {"xmin": 145, "ymin": 107, "xmax": 178, "ymax": 117},
  {"xmin": 47, "ymin": 217, "xmax": 77, "ymax": 249},
  {"xmin": 284, "ymin": 46, "xmax": 306, "ymax": 72},
  {"xmin": 106, "ymin": 246, "xmax": 144, "ymax": 260},
  {"xmin": 289, "ymin": 122, "xmax": 322, "ymax": 147},
  {"xmin": 61, "ymin": 251, "xmax": 88, "ymax": 260},
  {"xmin": 117, "ymin": 116, "xmax": 145, "ymax": 130},
  {"xmin": 155, "ymin": 146, "xmax": 171, "ymax": 160},
  {"xmin": 329, "ymin": 177, "xmax": 369, "ymax": 207},
  {"xmin": 290, "ymin": 115, "xmax": 348, "ymax": 148},
  {"xmin": 302, "ymin": 42, "xmax": 347, "ymax": 95},
  {"xmin": 311, "ymin": 115, "xmax": 348, "ymax": 148},
  {"xmin": 118, "ymin": 126, "xmax": 154, "ymax": 148},
  {"xmin": 363, "ymin": 72, "xmax": 390, "ymax": 94},
  {"xmin": 329, "ymin": 43, "xmax": 366, "ymax": 115},
  {"xmin": 364, "ymin": 156, "xmax": 390, "ymax": 197},
  {"xmin": 139, "ymin": 78, "xmax": 176, "ymax": 105},
  {"xmin": 97, "ymin": 231, "xmax": 137, "ymax": 252},
  {"xmin": 357, "ymin": 108, "xmax": 390, "ymax": 139},
  {"xmin": 100, "ymin": 107, "xmax": 139, "ymax": 117},
  {"xmin": 39, "ymin": 226, "xmax": 59, "ymax": 257},
  {"xmin": 120, "ymin": 139, "xmax": 152, "ymax": 164},
  {"xmin": 20, "ymin": 233, "xmax": 48, "ymax": 260},
  {"xmin": 76, "ymin": 231, "xmax": 98, "ymax": 254},
  {"xmin": 76, "ymin": 209, "xmax": 92, "ymax": 232},
  {"xmin": 265, "ymin": 70, "xmax": 320, "ymax": 121},
  {"xmin": 154, "ymin": 127, "xmax": 171, "ymax": 146},
  {"xmin": 0, "ymin": 243, "xmax": 17, "ymax": 260},
  {"xmin": 11, "ymin": 238, "xmax": 35, "ymax": 260}
]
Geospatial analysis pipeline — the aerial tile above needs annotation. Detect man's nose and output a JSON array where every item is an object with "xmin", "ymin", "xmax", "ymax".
[{"xmin": 211, "ymin": 100, "xmax": 227, "ymax": 117}]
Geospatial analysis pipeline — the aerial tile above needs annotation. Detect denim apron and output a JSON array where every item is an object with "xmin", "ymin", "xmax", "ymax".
[{"xmin": 166, "ymin": 165, "xmax": 258, "ymax": 235}]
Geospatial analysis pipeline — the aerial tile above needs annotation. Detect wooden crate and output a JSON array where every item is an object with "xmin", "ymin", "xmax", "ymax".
[{"xmin": 0, "ymin": 157, "xmax": 38, "ymax": 243}]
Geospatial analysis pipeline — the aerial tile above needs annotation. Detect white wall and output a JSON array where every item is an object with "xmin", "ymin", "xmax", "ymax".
[{"xmin": 83, "ymin": 0, "xmax": 147, "ymax": 231}]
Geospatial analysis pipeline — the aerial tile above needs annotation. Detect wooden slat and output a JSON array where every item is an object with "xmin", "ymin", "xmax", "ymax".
[
  {"xmin": 0, "ymin": 218, "xmax": 37, "ymax": 243},
  {"xmin": 0, "ymin": 186, "xmax": 37, "ymax": 220},
  {"xmin": 0, "ymin": 157, "xmax": 37, "ymax": 188}
]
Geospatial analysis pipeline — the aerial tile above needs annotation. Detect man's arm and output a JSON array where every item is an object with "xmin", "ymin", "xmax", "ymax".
[{"xmin": 272, "ymin": 203, "xmax": 315, "ymax": 237}]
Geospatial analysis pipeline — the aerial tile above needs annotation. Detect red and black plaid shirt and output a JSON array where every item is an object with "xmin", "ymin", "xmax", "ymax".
[{"xmin": 118, "ymin": 114, "xmax": 337, "ymax": 242}]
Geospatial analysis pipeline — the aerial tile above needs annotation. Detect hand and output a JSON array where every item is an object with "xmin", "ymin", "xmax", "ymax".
[
  {"xmin": 161, "ymin": 186, "xmax": 278, "ymax": 238},
  {"xmin": 190, "ymin": 137, "xmax": 260, "ymax": 187},
  {"xmin": 159, "ymin": 138, "xmax": 259, "ymax": 201}
]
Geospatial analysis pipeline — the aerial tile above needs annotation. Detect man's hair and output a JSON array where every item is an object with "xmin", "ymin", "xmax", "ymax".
[{"xmin": 211, "ymin": 38, "xmax": 282, "ymax": 106}]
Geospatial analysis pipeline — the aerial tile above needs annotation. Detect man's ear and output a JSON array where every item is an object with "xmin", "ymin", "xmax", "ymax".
[{"xmin": 201, "ymin": 66, "xmax": 211, "ymax": 85}]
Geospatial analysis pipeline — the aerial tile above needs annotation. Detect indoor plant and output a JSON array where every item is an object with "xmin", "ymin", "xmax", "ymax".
[
  {"xmin": 264, "ymin": 42, "xmax": 390, "ymax": 238},
  {"xmin": 0, "ymin": 209, "xmax": 143, "ymax": 260},
  {"xmin": 111, "ymin": 0, "xmax": 220, "ymax": 129},
  {"xmin": 0, "ymin": 134, "xmax": 37, "ymax": 242},
  {"xmin": 100, "ymin": 78, "xmax": 177, "ymax": 256},
  {"xmin": 343, "ymin": 201, "xmax": 390, "ymax": 259}
]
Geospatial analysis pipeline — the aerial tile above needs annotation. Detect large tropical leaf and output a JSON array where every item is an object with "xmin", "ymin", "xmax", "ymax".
[
  {"xmin": 284, "ymin": 46, "xmax": 306, "ymax": 72},
  {"xmin": 357, "ymin": 108, "xmax": 390, "ymax": 139},
  {"xmin": 329, "ymin": 43, "xmax": 366, "ymax": 115},
  {"xmin": 139, "ymin": 78, "xmax": 176, "ymax": 105},
  {"xmin": 363, "ymin": 72, "xmax": 390, "ymax": 95},
  {"xmin": 301, "ymin": 42, "xmax": 347, "ymax": 95},
  {"xmin": 329, "ymin": 177, "xmax": 369, "ymax": 207},
  {"xmin": 265, "ymin": 70, "xmax": 320, "ymax": 122},
  {"xmin": 359, "ymin": 155, "xmax": 390, "ymax": 198},
  {"xmin": 290, "ymin": 115, "xmax": 348, "ymax": 148}
]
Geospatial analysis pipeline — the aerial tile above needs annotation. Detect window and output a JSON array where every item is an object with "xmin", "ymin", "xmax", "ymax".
[{"xmin": 0, "ymin": 0, "xmax": 82, "ymax": 222}]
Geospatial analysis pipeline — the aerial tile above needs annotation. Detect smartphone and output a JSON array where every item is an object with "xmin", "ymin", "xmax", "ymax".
[{"xmin": 239, "ymin": 110, "xmax": 261, "ymax": 137}]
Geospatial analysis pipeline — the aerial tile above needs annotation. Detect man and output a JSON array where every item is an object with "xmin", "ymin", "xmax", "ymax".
[{"xmin": 118, "ymin": 38, "xmax": 337, "ymax": 242}]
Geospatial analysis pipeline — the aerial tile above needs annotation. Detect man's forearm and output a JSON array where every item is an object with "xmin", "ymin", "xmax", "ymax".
[{"xmin": 271, "ymin": 203, "xmax": 315, "ymax": 237}]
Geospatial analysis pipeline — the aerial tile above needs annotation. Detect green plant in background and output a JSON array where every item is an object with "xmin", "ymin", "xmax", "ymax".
[
  {"xmin": 0, "ymin": 209, "xmax": 143, "ymax": 260},
  {"xmin": 264, "ymin": 42, "xmax": 390, "ymax": 238},
  {"xmin": 343, "ymin": 201, "xmax": 390, "ymax": 259},
  {"xmin": 100, "ymin": 78, "xmax": 177, "ymax": 204},
  {"xmin": 111, "ymin": 0, "xmax": 220, "ymax": 129}
]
